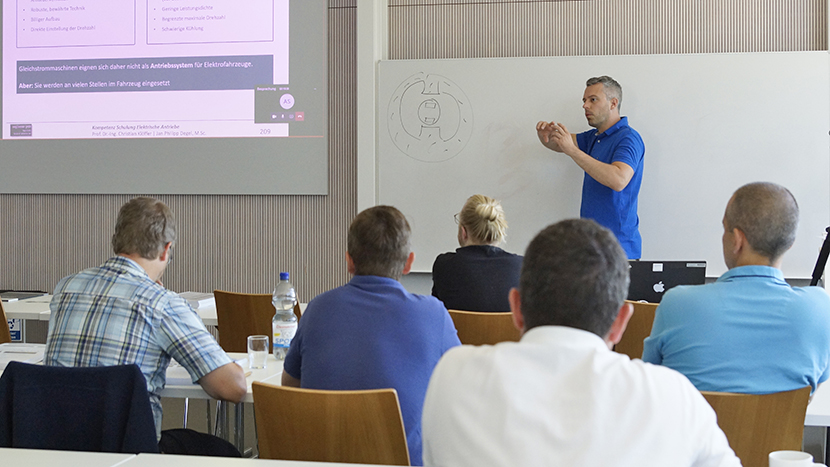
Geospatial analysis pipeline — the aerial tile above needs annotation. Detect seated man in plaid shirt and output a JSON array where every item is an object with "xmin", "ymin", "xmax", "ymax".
[{"xmin": 44, "ymin": 197, "xmax": 246, "ymax": 439}]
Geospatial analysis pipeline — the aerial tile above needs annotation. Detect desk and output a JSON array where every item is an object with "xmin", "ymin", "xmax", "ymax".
[
  {"xmin": 806, "ymin": 383, "xmax": 830, "ymax": 427},
  {"xmin": 0, "ymin": 449, "xmax": 399, "ymax": 466},
  {"xmin": 3, "ymin": 295, "xmax": 307, "ymax": 327},
  {"xmin": 124, "ymin": 452, "xmax": 393, "ymax": 466},
  {"xmin": 0, "ymin": 447, "xmax": 135, "ymax": 467},
  {"xmin": 162, "ymin": 352, "xmax": 284, "ymax": 452},
  {"xmin": 3, "ymin": 294, "xmax": 52, "ymax": 321},
  {"xmin": 161, "ymin": 352, "xmax": 283, "ymax": 403}
]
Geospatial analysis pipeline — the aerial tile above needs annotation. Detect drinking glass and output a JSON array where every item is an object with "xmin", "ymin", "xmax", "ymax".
[{"xmin": 247, "ymin": 335, "xmax": 269, "ymax": 369}]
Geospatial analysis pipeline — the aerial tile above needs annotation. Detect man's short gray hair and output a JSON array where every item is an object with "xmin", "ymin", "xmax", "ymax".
[
  {"xmin": 519, "ymin": 219, "xmax": 629, "ymax": 337},
  {"xmin": 724, "ymin": 182, "xmax": 799, "ymax": 263},
  {"xmin": 586, "ymin": 76, "xmax": 623, "ymax": 109},
  {"xmin": 112, "ymin": 197, "xmax": 177, "ymax": 260}
]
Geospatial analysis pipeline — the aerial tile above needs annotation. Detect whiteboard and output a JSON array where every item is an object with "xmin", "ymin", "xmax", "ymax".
[{"xmin": 378, "ymin": 52, "xmax": 830, "ymax": 277}]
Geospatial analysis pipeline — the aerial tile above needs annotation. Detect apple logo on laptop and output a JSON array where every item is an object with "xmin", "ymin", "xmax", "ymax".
[{"xmin": 653, "ymin": 281, "xmax": 665, "ymax": 293}]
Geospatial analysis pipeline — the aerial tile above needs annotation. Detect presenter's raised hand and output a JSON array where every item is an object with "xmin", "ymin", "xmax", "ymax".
[
  {"xmin": 549, "ymin": 122, "xmax": 578, "ymax": 156},
  {"xmin": 537, "ymin": 120, "xmax": 564, "ymax": 152}
]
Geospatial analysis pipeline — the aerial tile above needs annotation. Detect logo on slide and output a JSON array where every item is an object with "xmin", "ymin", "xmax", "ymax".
[
  {"xmin": 387, "ymin": 73, "xmax": 473, "ymax": 162},
  {"xmin": 653, "ymin": 281, "xmax": 666, "ymax": 293}
]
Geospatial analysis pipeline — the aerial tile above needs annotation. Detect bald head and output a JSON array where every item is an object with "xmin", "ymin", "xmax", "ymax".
[{"xmin": 724, "ymin": 182, "xmax": 799, "ymax": 263}]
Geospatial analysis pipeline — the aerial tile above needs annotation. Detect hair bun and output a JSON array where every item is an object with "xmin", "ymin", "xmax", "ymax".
[{"xmin": 463, "ymin": 195, "xmax": 508, "ymax": 244}]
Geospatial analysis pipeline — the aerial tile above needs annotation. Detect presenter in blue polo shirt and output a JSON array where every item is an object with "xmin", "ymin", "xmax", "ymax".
[{"xmin": 536, "ymin": 76, "xmax": 645, "ymax": 259}]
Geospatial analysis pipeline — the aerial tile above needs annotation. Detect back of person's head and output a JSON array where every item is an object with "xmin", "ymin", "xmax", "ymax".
[
  {"xmin": 348, "ymin": 205, "xmax": 411, "ymax": 280},
  {"xmin": 112, "ymin": 197, "xmax": 177, "ymax": 260},
  {"xmin": 458, "ymin": 194, "xmax": 508, "ymax": 245},
  {"xmin": 724, "ymin": 182, "xmax": 799, "ymax": 262},
  {"xmin": 586, "ymin": 75, "xmax": 623, "ymax": 108},
  {"xmin": 519, "ymin": 219, "xmax": 629, "ymax": 337}
]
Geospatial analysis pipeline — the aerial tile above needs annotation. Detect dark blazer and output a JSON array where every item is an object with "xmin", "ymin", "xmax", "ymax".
[
  {"xmin": 0, "ymin": 361, "xmax": 159, "ymax": 453},
  {"xmin": 431, "ymin": 245, "xmax": 523, "ymax": 312}
]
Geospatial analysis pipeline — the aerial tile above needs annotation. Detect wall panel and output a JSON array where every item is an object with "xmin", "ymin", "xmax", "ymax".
[
  {"xmin": 0, "ymin": 4, "xmax": 357, "ymax": 300},
  {"xmin": 389, "ymin": 0, "xmax": 827, "ymax": 58}
]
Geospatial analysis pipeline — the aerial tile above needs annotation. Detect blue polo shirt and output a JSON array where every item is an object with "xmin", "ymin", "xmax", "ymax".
[
  {"xmin": 283, "ymin": 274, "xmax": 461, "ymax": 466},
  {"xmin": 642, "ymin": 265, "xmax": 830, "ymax": 394},
  {"xmin": 576, "ymin": 116, "xmax": 644, "ymax": 259}
]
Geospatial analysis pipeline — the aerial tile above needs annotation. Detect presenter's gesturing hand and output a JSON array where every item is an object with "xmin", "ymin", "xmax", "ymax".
[
  {"xmin": 536, "ymin": 120, "xmax": 576, "ymax": 153},
  {"xmin": 535, "ymin": 120, "xmax": 633, "ymax": 192}
]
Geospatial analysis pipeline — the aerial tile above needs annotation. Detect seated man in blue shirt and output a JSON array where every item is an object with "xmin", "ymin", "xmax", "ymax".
[
  {"xmin": 643, "ymin": 182, "xmax": 830, "ymax": 394},
  {"xmin": 45, "ymin": 197, "xmax": 247, "ymax": 438},
  {"xmin": 282, "ymin": 205, "xmax": 461, "ymax": 466},
  {"xmin": 536, "ymin": 76, "xmax": 645, "ymax": 259}
]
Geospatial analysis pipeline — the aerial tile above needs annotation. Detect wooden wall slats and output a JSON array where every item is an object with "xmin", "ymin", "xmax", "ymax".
[{"xmin": 388, "ymin": 0, "xmax": 827, "ymax": 59}]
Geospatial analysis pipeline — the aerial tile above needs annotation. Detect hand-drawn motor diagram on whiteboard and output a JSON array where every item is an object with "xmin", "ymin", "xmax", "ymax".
[{"xmin": 387, "ymin": 73, "xmax": 473, "ymax": 162}]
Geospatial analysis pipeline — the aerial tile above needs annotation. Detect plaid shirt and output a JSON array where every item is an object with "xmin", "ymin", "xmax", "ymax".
[{"xmin": 45, "ymin": 256, "xmax": 232, "ymax": 434}]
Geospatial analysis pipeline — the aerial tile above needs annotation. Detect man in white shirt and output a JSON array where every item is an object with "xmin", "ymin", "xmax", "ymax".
[{"xmin": 421, "ymin": 219, "xmax": 741, "ymax": 467}]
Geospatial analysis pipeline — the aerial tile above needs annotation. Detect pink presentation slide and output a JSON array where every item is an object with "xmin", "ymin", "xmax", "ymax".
[{"xmin": 3, "ymin": 0, "xmax": 290, "ymax": 139}]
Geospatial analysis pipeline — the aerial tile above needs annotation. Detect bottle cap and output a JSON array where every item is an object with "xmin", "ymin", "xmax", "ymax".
[{"xmin": 280, "ymin": 272, "xmax": 290, "ymax": 281}]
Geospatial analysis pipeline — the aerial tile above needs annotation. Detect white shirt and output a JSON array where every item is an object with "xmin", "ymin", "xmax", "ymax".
[{"xmin": 422, "ymin": 326, "xmax": 741, "ymax": 467}]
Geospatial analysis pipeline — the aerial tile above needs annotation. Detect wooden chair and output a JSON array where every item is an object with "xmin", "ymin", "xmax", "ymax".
[
  {"xmin": 612, "ymin": 300, "xmax": 658, "ymax": 359},
  {"xmin": 448, "ymin": 309, "xmax": 521, "ymax": 345},
  {"xmin": 213, "ymin": 290, "xmax": 301, "ymax": 353},
  {"xmin": 252, "ymin": 382, "xmax": 410, "ymax": 465},
  {"xmin": 0, "ymin": 300, "xmax": 12, "ymax": 344},
  {"xmin": 701, "ymin": 386, "xmax": 811, "ymax": 467}
]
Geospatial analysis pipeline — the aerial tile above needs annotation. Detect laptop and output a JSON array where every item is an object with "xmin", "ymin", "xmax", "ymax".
[{"xmin": 627, "ymin": 261, "xmax": 707, "ymax": 303}]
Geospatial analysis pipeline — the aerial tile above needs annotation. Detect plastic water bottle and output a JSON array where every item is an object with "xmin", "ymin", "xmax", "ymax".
[{"xmin": 272, "ymin": 271, "xmax": 298, "ymax": 359}]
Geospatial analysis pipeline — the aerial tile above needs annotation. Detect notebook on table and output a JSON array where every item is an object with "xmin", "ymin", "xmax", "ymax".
[{"xmin": 627, "ymin": 260, "xmax": 707, "ymax": 303}]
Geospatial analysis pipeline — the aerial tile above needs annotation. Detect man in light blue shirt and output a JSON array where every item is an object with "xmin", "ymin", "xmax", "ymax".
[{"xmin": 643, "ymin": 182, "xmax": 830, "ymax": 394}]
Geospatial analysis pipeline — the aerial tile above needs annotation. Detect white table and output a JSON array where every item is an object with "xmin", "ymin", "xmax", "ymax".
[
  {"xmin": 3, "ymin": 295, "xmax": 218, "ymax": 324},
  {"xmin": 3, "ymin": 294, "xmax": 52, "ymax": 321},
  {"xmin": 0, "ymin": 447, "xmax": 136, "ymax": 467},
  {"xmin": 3, "ymin": 294, "xmax": 306, "ymax": 327},
  {"xmin": 161, "ymin": 352, "xmax": 283, "ymax": 403},
  {"xmin": 0, "ymin": 449, "xmax": 398, "ymax": 466},
  {"xmin": 161, "ymin": 352, "xmax": 284, "ymax": 452},
  {"xmin": 124, "ymin": 452, "xmax": 390, "ymax": 466},
  {"xmin": 806, "ymin": 383, "xmax": 830, "ymax": 426}
]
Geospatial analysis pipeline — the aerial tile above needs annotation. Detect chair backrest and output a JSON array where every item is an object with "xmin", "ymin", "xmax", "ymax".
[
  {"xmin": 612, "ymin": 300, "xmax": 658, "ymax": 359},
  {"xmin": 701, "ymin": 386, "xmax": 811, "ymax": 467},
  {"xmin": 0, "ymin": 301, "xmax": 11, "ymax": 344},
  {"xmin": 252, "ymin": 382, "xmax": 410, "ymax": 465},
  {"xmin": 447, "ymin": 309, "xmax": 521, "ymax": 345},
  {"xmin": 0, "ymin": 361, "xmax": 159, "ymax": 453},
  {"xmin": 214, "ymin": 290, "xmax": 301, "ymax": 353}
]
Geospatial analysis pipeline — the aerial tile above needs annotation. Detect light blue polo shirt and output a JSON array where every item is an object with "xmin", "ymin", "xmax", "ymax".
[
  {"xmin": 576, "ymin": 116, "xmax": 645, "ymax": 259},
  {"xmin": 642, "ymin": 265, "xmax": 830, "ymax": 394}
]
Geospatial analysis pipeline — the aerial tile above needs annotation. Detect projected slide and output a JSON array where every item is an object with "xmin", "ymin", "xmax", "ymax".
[{"xmin": 3, "ymin": 0, "xmax": 298, "ymax": 139}]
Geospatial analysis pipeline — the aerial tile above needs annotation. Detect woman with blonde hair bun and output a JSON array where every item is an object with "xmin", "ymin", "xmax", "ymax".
[{"xmin": 431, "ymin": 194, "xmax": 522, "ymax": 312}]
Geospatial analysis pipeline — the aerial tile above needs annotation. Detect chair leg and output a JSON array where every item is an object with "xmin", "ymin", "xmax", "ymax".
[
  {"xmin": 206, "ymin": 399, "xmax": 213, "ymax": 435},
  {"xmin": 214, "ymin": 400, "xmax": 228, "ymax": 439},
  {"xmin": 182, "ymin": 397, "xmax": 189, "ymax": 428},
  {"xmin": 252, "ymin": 405, "xmax": 259, "ymax": 458},
  {"xmin": 234, "ymin": 402, "xmax": 244, "ymax": 453}
]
